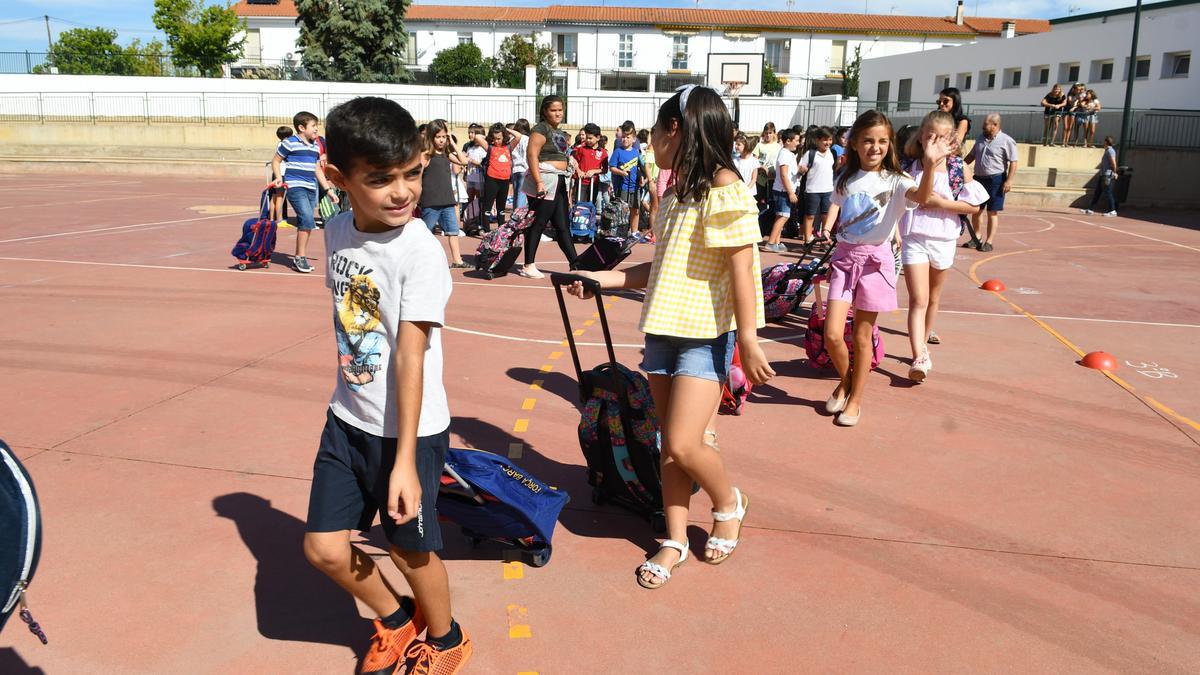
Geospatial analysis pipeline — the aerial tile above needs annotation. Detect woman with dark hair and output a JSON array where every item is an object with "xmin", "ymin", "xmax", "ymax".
[
  {"xmin": 937, "ymin": 87, "xmax": 970, "ymax": 148},
  {"xmin": 520, "ymin": 96, "xmax": 578, "ymax": 278},
  {"xmin": 1040, "ymin": 84, "xmax": 1067, "ymax": 146},
  {"xmin": 565, "ymin": 86, "xmax": 774, "ymax": 589}
]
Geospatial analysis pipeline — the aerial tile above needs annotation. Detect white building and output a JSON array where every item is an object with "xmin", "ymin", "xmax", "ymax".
[
  {"xmin": 232, "ymin": 1, "xmax": 1049, "ymax": 98},
  {"xmin": 860, "ymin": 0, "xmax": 1197, "ymax": 110}
]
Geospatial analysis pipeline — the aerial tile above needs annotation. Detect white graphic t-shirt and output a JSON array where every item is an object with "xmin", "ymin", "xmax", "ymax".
[
  {"xmin": 324, "ymin": 212, "xmax": 453, "ymax": 438},
  {"xmin": 773, "ymin": 148, "xmax": 799, "ymax": 193},
  {"xmin": 831, "ymin": 170, "xmax": 918, "ymax": 246}
]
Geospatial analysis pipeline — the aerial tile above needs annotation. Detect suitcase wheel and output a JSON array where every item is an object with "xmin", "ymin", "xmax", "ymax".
[
  {"xmin": 236, "ymin": 263, "xmax": 247, "ymax": 271},
  {"xmin": 524, "ymin": 548, "xmax": 551, "ymax": 568}
]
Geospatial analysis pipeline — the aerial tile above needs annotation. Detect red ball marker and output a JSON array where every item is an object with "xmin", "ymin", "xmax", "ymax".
[
  {"xmin": 980, "ymin": 279, "xmax": 1006, "ymax": 292},
  {"xmin": 1080, "ymin": 351, "xmax": 1118, "ymax": 371}
]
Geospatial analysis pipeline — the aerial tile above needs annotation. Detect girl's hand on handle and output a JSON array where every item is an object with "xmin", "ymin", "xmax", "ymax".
[{"xmin": 739, "ymin": 341, "xmax": 776, "ymax": 386}]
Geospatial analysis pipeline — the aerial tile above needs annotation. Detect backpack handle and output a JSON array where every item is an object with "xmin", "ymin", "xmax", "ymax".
[{"xmin": 550, "ymin": 273, "xmax": 622, "ymax": 401}]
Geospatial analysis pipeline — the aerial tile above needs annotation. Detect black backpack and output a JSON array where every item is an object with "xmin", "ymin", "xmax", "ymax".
[{"xmin": 1, "ymin": 439, "xmax": 45, "ymax": 644}]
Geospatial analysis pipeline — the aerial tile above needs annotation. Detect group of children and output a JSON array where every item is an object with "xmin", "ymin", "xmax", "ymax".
[
  {"xmin": 267, "ymin": 89, "xmax": 998, "ymax": 673},
  {"xmin": 1040, "ymin": 82, "xmax": 1104, "ymax": 148}
]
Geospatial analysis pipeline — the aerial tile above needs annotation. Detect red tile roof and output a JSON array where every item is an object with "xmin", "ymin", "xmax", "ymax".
[{"xmin": 233, "ymin": 1, "xmax": 1049, "ymax": 37}]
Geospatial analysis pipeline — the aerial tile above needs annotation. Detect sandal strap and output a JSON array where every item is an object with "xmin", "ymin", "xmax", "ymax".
[
  {"xmin": 637, "ymin": 561, "xmax": 671, "ymax": 581},
  {"xmin": 659, "ymin": 539, "xmax": 689, "ymax": 562},
  {"xmin": 706, "ymin": 536, "xmax": 739, "ymax": 555},
  {"xmin": 711, "ymin": 487, "xmax": 745, "ymax": 523}
]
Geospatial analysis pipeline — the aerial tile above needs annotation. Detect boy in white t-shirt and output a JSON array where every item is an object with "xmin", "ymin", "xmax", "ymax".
[
  {"xmin": 763, "ymin": 128, "xmax": 802, "ymax": 253},
  {"xmin": 306, "ymin": 97, "xmax": 472, "ymax": 674},
  {"xmin": 797, "ymin": 127, "xmax": 836, "ymax": 244}
]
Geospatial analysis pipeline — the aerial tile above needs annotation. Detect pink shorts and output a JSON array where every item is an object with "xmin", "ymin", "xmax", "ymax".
[{"xmin": 826, "ymin": 242, "xmax": 898, "ymax": 313}]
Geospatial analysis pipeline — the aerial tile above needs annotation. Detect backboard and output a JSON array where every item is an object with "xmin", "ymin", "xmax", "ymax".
[{"xmin": 706, "ymin": 53, "xmax": 764, "ymax": 97}]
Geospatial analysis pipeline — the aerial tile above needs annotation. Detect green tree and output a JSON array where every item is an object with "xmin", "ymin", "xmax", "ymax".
[
  {"xmin": 762, "ymin": 64, "xmax": 784, "ymax": 96},
  {"xmin": 429, "ymin": 43, "xmax": 491, "ymax": 87},
  {"xmin": 126, "ymin": 38, "xmax": 170, "ymax": 77},
  {"xmin": 491, "ymin": 33, "xmax": 556, "ymax": 91},
  {"xmin": 152, "ymin": 0, "xmax": 245, "ymax": 77},
  {"xmin": 295, "ymin": 0, "xmax": 413, "ymax": 83},
  {"xmin": 43, "ymin": 27, "xmax": 136, "ymax": 75},
  {"xmin": 842, "ymin": 45, "xmax": 862, "ymax": 99}
]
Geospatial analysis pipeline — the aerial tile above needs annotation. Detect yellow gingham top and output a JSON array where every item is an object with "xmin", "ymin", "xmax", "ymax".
[{"xmin": 638, "ymin": 180, "xmax": 766, "ymax": 339}]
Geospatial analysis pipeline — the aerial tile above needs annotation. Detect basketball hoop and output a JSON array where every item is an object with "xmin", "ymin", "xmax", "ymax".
[{"xmin": 723, "ymin": 80, "xmax": 745, "ymax": 99}]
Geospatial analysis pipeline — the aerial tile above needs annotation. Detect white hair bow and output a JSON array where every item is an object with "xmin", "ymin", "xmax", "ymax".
[{"xmin": 675, "ymin": 84, "xmax": 718, "ymax": 114}]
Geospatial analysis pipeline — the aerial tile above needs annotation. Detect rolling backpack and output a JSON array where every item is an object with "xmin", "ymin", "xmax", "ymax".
[
  {"xmin": 231, "ymin": 188, "xmax": 278, "ymax": 270},
  {"xmin": 437, "ymin": 448, "xmax": 570, "ymax": 568},
  {"xmin": 570, "ymin": 182, "xmax": 598, "ymax": 242},
  {"xmin": 761, "ymin": 240, "xmax": 834, "ymax": 323},
  {"xmin": 552, "ymin": 273, "xmax": 667, "ymax": 532},
  {"xmin": 804, "ymin": 277, "xmax": 885, "ymax": 370},
  {"xmin": 475, "ymin": 207, "xmax": 535, "ymax": 279},
  {"xmin": 599, "ymin": 198, "xmax": 631, "ymax": 237},
  {"xmin": 574, "ymin": 232, "xmax": 639, "ymax": 272},
  {"xmin": 1, "ymin": 439, "xmax": 46, "ymax": 645}
]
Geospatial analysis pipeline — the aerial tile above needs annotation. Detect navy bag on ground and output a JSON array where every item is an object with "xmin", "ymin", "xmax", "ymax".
[
  {"xmin": 232, "ymin": 187, "xmax": 278, "ymax": 270},
  {"xmin": 573, "ymin": 232, "xmax": 638, "ymax": 272},
  {"xmin": 1, "ymin": 439, "xmax": 46, "ymax": 644},
  {"xmin": 436, "ymin": 448, "xmax": 569, "ymax": 567}
]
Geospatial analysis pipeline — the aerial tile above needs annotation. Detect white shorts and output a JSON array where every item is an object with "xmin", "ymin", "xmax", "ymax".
[{"xmin": 901, "ymin": 235, "xmax": 957, "ymax": 270}]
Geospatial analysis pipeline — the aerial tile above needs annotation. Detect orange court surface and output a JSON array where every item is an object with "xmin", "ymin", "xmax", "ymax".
[{"xmin": 1, "ymin": 173, "xmax": 1199, "ymax": 673}]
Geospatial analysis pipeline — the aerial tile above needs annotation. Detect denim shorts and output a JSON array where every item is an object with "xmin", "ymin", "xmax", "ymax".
[
  {"xmin": 420, "ymin": 204, "xmax": 460, "ymax": 235},
  {"xmin": 641, "ymin": 331, "xmax": 736, "ymax": 382},
  {"xmin": 804, "ymin": 191, "xmax": 832, "ymax": 217},
  {"xmin": 771, "ymin": 189, "xmax": 793, "ymax": 216},
  {"xmin": 286, "ymin": 188, "xmax": 318, "ymax": 231}
]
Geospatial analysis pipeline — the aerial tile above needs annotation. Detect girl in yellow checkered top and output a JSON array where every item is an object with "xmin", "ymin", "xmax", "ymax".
[{"xmin": 565, "ymin": 86, "xmax": 775, "ymax": 590}]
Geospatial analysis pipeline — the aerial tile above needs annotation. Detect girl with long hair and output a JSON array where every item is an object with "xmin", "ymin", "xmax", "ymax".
[
  {"xmin": 936, "ymin": 87, "xmax": 971, "ymax": 148},
  {"xmin": 520, "ymin": 96, "xmax": 579, "ymax": 278},
  {"xmin": 565, "ymin": 86, "xmax": 774, "ymax": 589},
  {"xmin": 419, "ymin": 119, "xmax": 471, "ymax": 268}
]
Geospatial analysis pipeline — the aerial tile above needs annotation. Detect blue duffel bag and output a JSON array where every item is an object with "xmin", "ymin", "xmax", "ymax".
[{"xmin": 2, "ymin": 439, "xmax": 46, "ymax": 644}]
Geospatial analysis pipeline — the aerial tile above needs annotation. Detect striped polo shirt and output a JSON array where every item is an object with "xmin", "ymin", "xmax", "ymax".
[{"xmin": 276, "ymin": 135, "xmax": 321, "ymax": 192}]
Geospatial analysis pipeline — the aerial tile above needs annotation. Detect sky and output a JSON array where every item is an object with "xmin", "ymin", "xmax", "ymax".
[{"xmin": 1, "ymin": 0, "xmax": 1139, "ymax": 54}]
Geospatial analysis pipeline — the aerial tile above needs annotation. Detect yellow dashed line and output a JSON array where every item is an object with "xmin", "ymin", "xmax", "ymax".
[
  {"xmin": 508, "ymin": 442, "xmax": 524, "ymax": 459},
  {"xmin": 518, "ymin": 672, "xmax": 541, "ymax": 675},
  {"xmin": 538, "ymin": 364, "xmax": 553, "ymax": 373},
  {"xmin": 503, "ymin": 561, "xmax": 525, "ymax": 580},
  {"xmin": 507, "ymin": 604, "xmax": 532, "ymax": 639},
  {"xmin": 583, "ymin": 319, "xmax": 595, "ymax": 327},
  {"xmin": 530, "ymin": 379, "xmax": 544, "ymax": 390},
  {"xmin": 521, "ymin": 398, "xmax": 537, "ymax": 410},
  {"xmin": 513, "ymin": 419, "xmax": 529, "ymax": 433},
  {"xmin": 548, "ymin": 351, "xmax": 563, "ymax": 360},
  {"xmin": 573, "ymin": 329, "xmax": 585, "ymax": 336}
]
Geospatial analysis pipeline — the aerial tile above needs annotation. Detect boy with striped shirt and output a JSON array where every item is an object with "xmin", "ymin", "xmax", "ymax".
[{"xmin": 272, "ymin": 111, "xmax": 339, "ymax": 273}]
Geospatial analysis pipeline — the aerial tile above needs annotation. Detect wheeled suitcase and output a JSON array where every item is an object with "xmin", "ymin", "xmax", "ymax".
[
  {"xmin": 1, "ymin": 439, "xmax": 46, "ymax": 644},
  {"xmin": 761, "ymin": 239, "xmax": 835, "ymax": 322},
  {"xmin": 231, "ymin": 188, "xmax": 278, "ymax": 270},
  {"xmin": 551, "ymin": 273, "xmax": 666, "ymax": 532},
  {"xmin": 474, "ymin": 207, "xmax": 534, "ymax": 279},
  {"xmin": 573, "ymin": 232, "xmax": 638, "ymax": 272},
  {"xmin": 569, "ymin": 182, "xmax": 598, "ymax": 243}
]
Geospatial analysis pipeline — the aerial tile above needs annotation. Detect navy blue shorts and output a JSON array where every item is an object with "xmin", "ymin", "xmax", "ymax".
[
  {"xmin": 804, "ymin": 191, "xmax": 832, "ymax": 217},
  {"xmin": 306, "ymin": 409, "xmax": 448, "ymax": 552},
  {"xmin": 975, "ymin": 173, "xmax": 1007, "ymax": 212}
]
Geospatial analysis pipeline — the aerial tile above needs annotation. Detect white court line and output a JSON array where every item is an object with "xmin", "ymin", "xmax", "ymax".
[
  {"xmin": 3, "ymin": 254, "xmax": 1197, "ymax": 331},
  {"xmin": 0, "ymin": 211, "xmax": 256, "ymax": 245},
  {"xmin": 0, "ymin": 192, "xmax": 174, "ymax": 211},
  {"xmin": 1056, "ymin": 215, "xmax": 1200, "ymax": 254},
  {"xmin": 0, "ymin": 180, "xmax": 144, "ymax": 192}
]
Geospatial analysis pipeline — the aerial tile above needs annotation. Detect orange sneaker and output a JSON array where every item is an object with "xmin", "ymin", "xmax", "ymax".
[
  {"xmin": 402, "ymin": 629, "xmax": 474, "ymax": 675},
  {"xmin": 360, "ymin": 608, "xmax": 426, "ymax": 675}
]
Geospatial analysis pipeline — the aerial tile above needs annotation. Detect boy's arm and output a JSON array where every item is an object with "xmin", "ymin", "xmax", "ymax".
[
  {"xmin": 316, "ymin": 164, "xmax": 338, "ymax": 203},
  {"xmin": 271, "ymin": 153, "xmax": 284, "ymax": 187},
  {"xmin": 780, "ymin": 164, "xmax": 797, "ymax": 202},
  {"xmin": 386, "ymin": 320, "xmax": 433, "ymax": 525}
]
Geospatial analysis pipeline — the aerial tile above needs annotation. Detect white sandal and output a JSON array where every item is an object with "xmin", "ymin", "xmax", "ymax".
[
  {"xmin": 703, "ymin": 430, "xmax": 720, "ymax": 451},
  {"xmin": 636, "ymin": 539, "xmax": 689, "ymax": 590},
  {"xmin": 705, "ymin": 487, "xmax": 749, "ymax": 565}
]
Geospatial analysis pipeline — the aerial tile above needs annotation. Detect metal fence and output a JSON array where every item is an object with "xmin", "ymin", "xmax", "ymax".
[{"xmin": 857, "ymin": 100, "xmax": 1200, "ymax": 150}]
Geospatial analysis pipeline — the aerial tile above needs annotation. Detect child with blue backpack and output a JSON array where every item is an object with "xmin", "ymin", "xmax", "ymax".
[
  {"xmin": 566, "ymin": 86, "xmax": 774, "ymax": 589},
  {"xmin": 305, "ymin": 97, "xmax": 471, "ymax": 675},
  {"xmin": 818, "ymin": 110, "xmax": 950, "ymax": 427}
]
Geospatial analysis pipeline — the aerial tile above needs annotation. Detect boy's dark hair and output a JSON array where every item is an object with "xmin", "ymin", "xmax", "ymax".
[
  {"xmin": 812, "ymin": 127, "xmax": 833, "ymax": 141},
  {"xmin": 654, "ymin": 86, "xmax": 739, "ymax": 203},
  {"xmin": 1104, "ymin": 135, "xmax": 1115, "ymax": 146},
  {"xmin": 582, "ymin": 123, "xmax": 601, "ymax": 136},
  {"xmin": 325, "ymin": 97, "xmax": 421, "ymax": 175},
  {"xmin": 619, "ymin": 120, "xmax": 636, "ymax": 135},
  {"xmin": 637, "ymin": 129, "xmax": 649, "ymax": 143},
  {"xmin": 779, "ymin": 129, "xmax": 799, "ymax": 143},
  {"xmin": 513, "ymin": 118, "xmax": 531, "ymax": 135},
  {"xmin": 293, "ymin": 111, "xmax": 318, "ymax": 130},
  {"xmin": 276, "ymin": 125, "xmax": 293, "ymax": 140}
]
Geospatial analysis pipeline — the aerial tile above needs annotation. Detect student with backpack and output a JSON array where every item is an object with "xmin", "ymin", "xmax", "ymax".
[
  {"xmin": 819, "ymin": 110, "xmax": 948, "ymax": 426},
  {"xmin": 272, "ymin": 111, "xmax": 339, "ymax": 273},
  {"xmin": 477, "ymin": 122, "xmax": 525, "ymax": 231},
  {"xmin": 310, "ymin": 97, "xmax": 471, "ymax": 674},
  {"xmin": 796, "ymin": 127, "xmax": 836, "ymax": 244},
  {"xmin": 609, "ymin": 120, "xmax": 643, "ymax": 232},
  {"xmin": 565, "ymin": 86, "xmax": 774, "ymax": 589}
]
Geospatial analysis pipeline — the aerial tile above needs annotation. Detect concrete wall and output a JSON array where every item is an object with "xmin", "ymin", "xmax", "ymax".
[{"xmin": 860, "ymin": 2, "xmax": 1199, "ymax": 109}]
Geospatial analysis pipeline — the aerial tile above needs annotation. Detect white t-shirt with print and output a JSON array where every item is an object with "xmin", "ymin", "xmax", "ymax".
[
  {"xmin": 799, "ymin": 149, "xmax": 836, "ymax": 194},
  {"xmin": 831, "ymin": 170, "xmax": 918, "ymax": 247},
  {"xmin": 324, "ymin": 212, "xmax": 453, "ymax": 438},
  {"xmin": 773, "ymin": 148, "xmax": 799, "ymax": 192}
]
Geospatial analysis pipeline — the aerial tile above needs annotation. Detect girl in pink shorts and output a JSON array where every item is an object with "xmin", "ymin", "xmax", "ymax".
[{"xmin": 818, "ymin": 110, "xmax": 950, "ymax": 427}]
